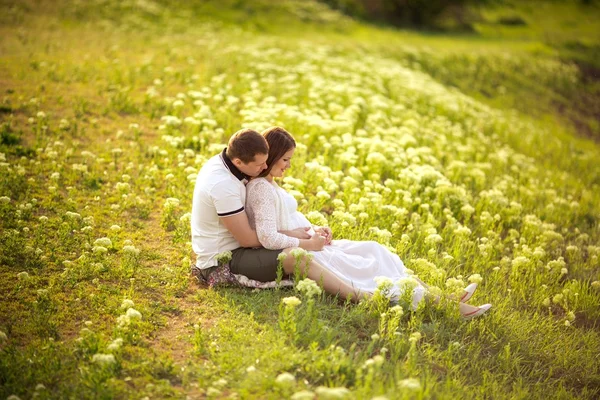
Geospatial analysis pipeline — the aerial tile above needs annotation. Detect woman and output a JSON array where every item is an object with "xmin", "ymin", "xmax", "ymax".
[{"xmin": 246, "ymin": 126, "xmax": 491, "ymax": 319}]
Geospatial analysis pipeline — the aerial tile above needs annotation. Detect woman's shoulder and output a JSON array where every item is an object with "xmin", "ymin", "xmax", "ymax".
[{"xmin": 246, "ymin": 177, "xmax": 274, "ymax": 191}]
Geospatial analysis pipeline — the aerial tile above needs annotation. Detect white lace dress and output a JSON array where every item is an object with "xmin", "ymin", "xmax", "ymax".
[{"xmin": 246, "ymin": 178, "xmax": 426, "ymax": 307}]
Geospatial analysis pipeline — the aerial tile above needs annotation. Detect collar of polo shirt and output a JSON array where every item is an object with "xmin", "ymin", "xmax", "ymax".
[{"xmin": 221, "ymin": 148, "xmax": 249, "ymax": 181}]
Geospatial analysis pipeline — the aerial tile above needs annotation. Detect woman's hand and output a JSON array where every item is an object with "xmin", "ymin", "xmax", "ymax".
[
  {"xmin": 314, "ymin": 226, "xmax": 332, "ymax": 245},
  {"xmin": 279, "ymin": 227, "xmax": 311, "ymax": 239}
]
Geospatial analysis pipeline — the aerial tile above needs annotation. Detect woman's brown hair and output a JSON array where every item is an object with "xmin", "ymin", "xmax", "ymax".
[{"xmin": 258, "ymin": 126, "xmax": 296, "ymax": 178}]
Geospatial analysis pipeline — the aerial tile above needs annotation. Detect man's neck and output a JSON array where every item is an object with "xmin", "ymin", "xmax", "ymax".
[{"xmin": 221, "ymin": 148, "xmax": 248, "ymax": 181}]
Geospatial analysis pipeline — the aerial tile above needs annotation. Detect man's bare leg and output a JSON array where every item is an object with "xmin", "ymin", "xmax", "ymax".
[{"xmin": 281, "ymin": 248, "xmax": 367, "ymax": 302}]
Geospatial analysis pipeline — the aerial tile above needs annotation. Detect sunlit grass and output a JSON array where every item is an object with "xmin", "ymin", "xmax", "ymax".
[{"xmin": 1, "ymin": 0, "xmax": 599, "ymax": 399}]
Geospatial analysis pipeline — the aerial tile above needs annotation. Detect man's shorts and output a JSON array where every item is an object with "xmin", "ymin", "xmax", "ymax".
[{"xmin": 229, "ymin": 247, "xmax": 284, "ymax": 282}]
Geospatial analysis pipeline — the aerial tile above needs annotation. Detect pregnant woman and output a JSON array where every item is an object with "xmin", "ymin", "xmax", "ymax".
[{"xmin": 246, "ymin": 126, "xmax": 491, "ymax": 319}]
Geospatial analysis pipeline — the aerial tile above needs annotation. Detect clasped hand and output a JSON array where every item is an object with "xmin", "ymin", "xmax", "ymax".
[{"xmin": 280, "ymin": 226, "xmax": 333, "ymax": 245}]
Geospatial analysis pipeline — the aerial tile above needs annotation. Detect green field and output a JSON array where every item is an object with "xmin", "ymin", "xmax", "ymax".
[{"xmin": 1, "ymin": 0, "xmax": 599, "ymax": 398}]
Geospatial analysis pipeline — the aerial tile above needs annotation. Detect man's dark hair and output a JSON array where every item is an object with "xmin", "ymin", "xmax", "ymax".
[{"xmin": 226, "ymin": 128, "xmax": 269, "ymax": 163}]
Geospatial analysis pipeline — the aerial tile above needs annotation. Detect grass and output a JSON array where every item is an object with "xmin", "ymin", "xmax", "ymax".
[{"xmin": 1, "ymin": 0, "xmax": 599, "ymax": 399}]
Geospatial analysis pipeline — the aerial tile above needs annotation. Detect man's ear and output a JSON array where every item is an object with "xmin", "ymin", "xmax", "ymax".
[{"xmin": 232, "ymin": 158, "xmax": 243, "ymax": 167}]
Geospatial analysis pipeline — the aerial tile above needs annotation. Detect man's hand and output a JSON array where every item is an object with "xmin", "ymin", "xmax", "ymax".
[
  {"xmin": 314, "ymin": 226, "xmax": 333, "ymax": 245},
  {"xmin": 279, "ymin": 227, "xmax": 311, "ymax": 239}
]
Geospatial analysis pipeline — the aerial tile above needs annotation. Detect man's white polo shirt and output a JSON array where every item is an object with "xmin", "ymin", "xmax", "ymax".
[{"xmin": 191, "ymin": 150, "xmax": 247, "ymax": 269}]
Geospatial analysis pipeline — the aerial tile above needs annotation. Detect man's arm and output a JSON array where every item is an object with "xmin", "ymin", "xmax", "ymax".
[{"xmin": 220, "ymin": 211, "xmax": 262, "ymax": 248}]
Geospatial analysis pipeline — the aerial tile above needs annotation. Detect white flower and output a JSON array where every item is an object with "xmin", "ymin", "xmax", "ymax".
[
  {"xmin": 409, "ymin": 332, "xmax": 422, "ymax": 344},
  {"xmin": 246, "ymin": 365, "xmax": 256, "ymax": 373},
  {"xmin": 468, "ymin": 274, "xmax": 483, "ymax": 284},
  {"xmin": 0, "ymin": 196, "xmax": 10, "ymax": 203},
  {"xmin": 296, "ymin": 278, "xmax": 322, "ymax": 298},
  {"xmin": 282, "ymin": 296, "xmax": 302, "ymax": 308},
  {"xmin": 291, "ymin": 390, "xmax": 315, "ymax": 400},
  {"xmin": 315, "ymin": 386, "xmax": 351, "ymax": 399},
  {"xmin": 0, "ymin": 330, "xmax": 7, "ymax": 342},
  {"xmin": 92, "ymin": 353, "xmax": 116, "ymax": 366},
  {"xmin": 92, "ymin": 246, "xmax": 108, "ymax": 254},
  {"xmin": 289, "ymin": 248, "xmax": 308, "ymax": 258},
  {"xmin": 425, "ymin": 233, "xmax": 443, "ymax": 246},
  {"xmin": 65, "ymin": 211, "xmax": 81, "ymax": 219},
  {"xmin": 110, "ymin": 225, "xmax": 121, "ymax": 231},
  {"xmin": 374, "ymin": 276, "xmax": 394, "ymax": 292},
  {"xmin": 275, "ymin": 372, "xmax": 296, "ymax": 385},
  {"xmin": 107, "ymin": 338, "xmax": 124, "ymax": 351},
  {"xmin": 398, "ymin": 378, "xmax": 421, "ymax": 391},
  {"xmin": 121, "ymin": 299, "xmax": 135, "ymax": 309},
  {"xmin": 126, "ymin": 308, "xmax": 142, "ymax": 320},
  {"xmin": 123, "ymin": 245, "xmax": 140, "ymax": 255},
  {"xmin": 17, "ymin": 271, "xmax": 30, "ymax": 280},
  {"xmin": 94, "ymin": 237, "xmax": 112, "ymax": 248}
]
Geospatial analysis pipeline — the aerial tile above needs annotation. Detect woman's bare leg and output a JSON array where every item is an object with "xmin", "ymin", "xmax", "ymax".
[{"xmin": 281, "ymin": 248, "xmax": 367, "ymax": 302}]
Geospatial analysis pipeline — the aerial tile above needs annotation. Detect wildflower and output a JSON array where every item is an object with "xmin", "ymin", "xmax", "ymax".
[
  {"xmin": 374, "ymin": 276, "xmax": 394, "ymax": 292},
  {"xmin": 542, "ymin": 298, "xmax": 550, "ymax": 307},
  {"xmin": 592, "ymin": 281, "xmax": 600, "ymax": 290},
  {"xmin": 291, "ymin": 390, "xmax": 315, "ymax": 400},
  {"xmin": 246, "ymin": 365, "xmax": 256, "ymax": 373},
  {"xmin": 123, "ymin": 245, "xmax": 140, "ymax": 255},
  {"xmin": 110, "ymin": 225, "xmax": 121, "ymax": 231},
  {"xmin": 468, "ymin": 274, "xmax": 483, "ymax": 284},
  {"xmin": 371, "ymin": 333, "xmax": 380, "ymax": 341},
  {"xmin": 564, "ymin": 320, "xmax": 571, "ymax": 327},
  {"xmin": 92, "ymin": 353, "xmax": 116, "ymax": 366},
  {"xmin": 409, "ymin": 332, "xmax": 422, "ymax": 344},
  {"xmin": 552, "ymin": 294, "xmax": 564, "ymax": 304},
  {"xmin": 296, "ymin": 278, "xmax": 322, "ymax": 298},
  {"xmin": 0, "ymin": 196, "xmax": 10, "ymax": 203},
  {"xmin": 397, "ymin": 378, "xmax": 421, "ymax": 391},
  {"xmin": 126, "ymin": 308, "xmax": 142, "ymax": 320},
  {"xmin": 315, "ymin": 386, "xmax": 351, "ymax": 399},
  {"xmin": 560, "ymin": 268, "xmax": 568, "ymax": 275},
  {"xmin": 206, "ymin": 387, "xmax": 222, "ymax": 397},
  {"xmin": 65, "ymin": 211, "xmax": 81, "ymax": 219},
  {"xmin": 397, "ymin": 276, "xmax": 418, "ymax": 292},
  {"xmin": 0, "ymin": 330, "xmax": 7, "ymax": 342},
  {"xmin": 93, "ymin": 246, "xmax": 108, "ymax": 254},
  {"xmin": 316, "ymin": 191, "xmax": 330, "ymax": 200},
  {"xmin": 282, "ymin": 296, "xmax": 302, "ymax": 308},
  {"xmin": 94, "ymin": 237, "xmax": 112, "ymax": 248},
  {"xmin": 121, "ymin": 299, "xmax": 135, "ymax": 309},
  {"xmin": 107, "ymin": 337, "xmax": 124, "ymax": 351},
  {"xmin": 277, "ymin": 253, "xmax": 288, "ymax": 262},
  {"xmin": 511, "ymin": 256, "xmax": 530, "ymax": 269},
  {"xmin": 164, "ymin": 197, "xmax": 180, "ymax": 208},
  {"xmin": 289, "ymin": 248, "xmax": 308, "ymax": 258},
  {"xmin": 275, "ymin": 372, "xmax": 296, "ymax": 385},
  {"xmin": 17, "ymin": 271, "xmax": 30, "ymax": 280}
]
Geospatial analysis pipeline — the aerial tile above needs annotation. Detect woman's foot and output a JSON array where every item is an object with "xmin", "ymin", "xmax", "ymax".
[
  {"xmin": 459, "ymin": 302, "xmax": 492, "ymax": 320},
  {"xmin": 460, "ymin": 283, "xmax": 478, "ymax": 303}
]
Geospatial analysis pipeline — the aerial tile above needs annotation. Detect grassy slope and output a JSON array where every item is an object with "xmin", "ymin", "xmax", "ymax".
[{"xmin": 0, "ymin": 0, "xmax": 599, "ymax": 399}]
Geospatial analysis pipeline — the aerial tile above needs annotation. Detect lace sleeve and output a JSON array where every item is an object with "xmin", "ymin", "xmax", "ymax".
[{"xmin": 247, "ymin": 180, "xmax": 300, "ymax": 250}]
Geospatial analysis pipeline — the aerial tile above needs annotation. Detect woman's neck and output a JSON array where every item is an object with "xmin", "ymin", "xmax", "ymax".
[{"xmin": 266, "ymin": 174, "xmax": 274, "ymax": 182}]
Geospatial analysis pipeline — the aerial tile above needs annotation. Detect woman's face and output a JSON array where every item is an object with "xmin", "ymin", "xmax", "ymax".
[{"xmin": 270, "ymin": 147, "xmax": 295, "ymax": 178}]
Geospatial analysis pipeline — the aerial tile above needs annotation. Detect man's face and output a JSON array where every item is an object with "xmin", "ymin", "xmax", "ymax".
[{"xmin": 233, "ymin": 153, "xmax": 268, "ymax": 177}]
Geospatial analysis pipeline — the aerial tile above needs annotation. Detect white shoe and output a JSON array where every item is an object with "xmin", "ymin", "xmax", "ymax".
[
  {"xmin": 460, "ymin": 303, "xmax": 492, "ymax": 320},
  {"xmin": 460, "ymin": 283, "xmax": 478, "ymax": 303}
]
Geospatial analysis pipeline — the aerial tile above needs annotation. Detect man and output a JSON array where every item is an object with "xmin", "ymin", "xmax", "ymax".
[{"xmin": 190, "ymin": 128, "xmax": 324, "ymax": 283}]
